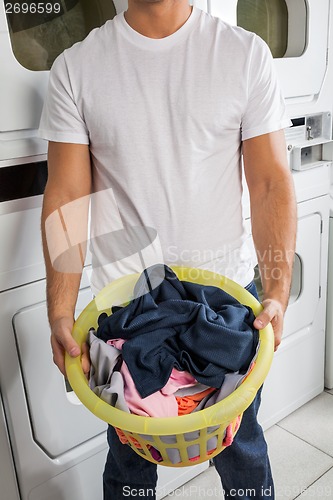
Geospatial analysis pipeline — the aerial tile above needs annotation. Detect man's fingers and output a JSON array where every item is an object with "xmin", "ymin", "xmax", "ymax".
[
  {"xmin": 81, "ymin": 342, "xmax": 91, "ymax": 375},
  {"xmin": 253, "ymin": 313, "xmax": 271, "ymax": 330},
  {"xmin": 56, "ymin": 331, "xmax": 80, "ymax": 357},
  {"xmin": 50, "ymin": 334, "xmax": 66, "ymax": 375},
  {"xmin": 253, "ymin": 299, "xmax": 284, "ymax": 352},
  {"xmin": 254, "ymin": 300, "xmax": 281, "ymax": 328},
  {"xmin": 50, "ymin": 317, "xmax": 80, "ymax": 376},
  {"xmin": 254, "ymin": 307, "xmax": 275, "ymax": 329}
]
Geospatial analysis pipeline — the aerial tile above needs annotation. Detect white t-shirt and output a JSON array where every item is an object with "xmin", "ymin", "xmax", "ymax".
[{"xmin": 38, "ymin": 7, "xmax": 291, "ymax": 295}]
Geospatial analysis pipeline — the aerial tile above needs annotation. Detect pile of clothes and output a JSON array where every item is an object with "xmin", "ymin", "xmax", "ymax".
[{"xmin": 88, "ymin": 264, "xmax": 259, "ymax": 463}]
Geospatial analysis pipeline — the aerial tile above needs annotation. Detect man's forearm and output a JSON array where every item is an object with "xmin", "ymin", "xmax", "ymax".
[
  {"xmin": 44, "ymin": 263, "xmax": 82, "ymax": 324},
  {"xmin": 41, "ymin": 142, "xmax": 92, "ymax": 373},
  {"xmin": 41, "ymin": 190, "xmax": 88, "ymax": 324},
  {"xmin": 251, "ymin": 177, "xmax": 297, "ymax": 312}
]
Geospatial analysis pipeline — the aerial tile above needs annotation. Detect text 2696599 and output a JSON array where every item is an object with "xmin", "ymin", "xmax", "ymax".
[{"xmin": 5, "ymin": 3, "xmax": 61, "ymax": 15}]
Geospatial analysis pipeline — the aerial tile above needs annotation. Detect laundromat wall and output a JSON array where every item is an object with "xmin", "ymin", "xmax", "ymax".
[{"xmin": 1, "ymin": 1, "xmax": 333, "ymax": 499}]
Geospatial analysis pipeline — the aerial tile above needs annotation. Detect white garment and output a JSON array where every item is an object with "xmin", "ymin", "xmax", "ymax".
[{"xmin": 38, "ymin": 7, "xmax": 291, "ymax": 295}]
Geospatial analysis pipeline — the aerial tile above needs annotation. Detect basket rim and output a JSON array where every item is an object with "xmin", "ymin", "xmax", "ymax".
[{"xmin": 65, "ymin": 266, "xmax": 274, "ymax": 435}]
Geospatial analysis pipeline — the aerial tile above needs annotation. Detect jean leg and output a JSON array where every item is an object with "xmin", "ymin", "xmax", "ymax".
[
  {"xmin": 103, "ymin": 425, "xmax": 157, "ymax": 499},
  {"xmin": 213, "ymin": 387, "xmax": 274, "ymax": 499},
  {"xmin": 213, "ymin": 281, "xmax": 274, "ymax": 499}
]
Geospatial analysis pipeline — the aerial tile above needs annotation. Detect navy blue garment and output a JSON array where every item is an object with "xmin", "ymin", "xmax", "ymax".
[{"xmin": 96, "ymin": 264, "xmax": 259, "ymax": 398}]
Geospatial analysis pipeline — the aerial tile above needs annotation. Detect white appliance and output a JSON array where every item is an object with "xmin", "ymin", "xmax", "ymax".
[
  {"xmin": 243, "ymin": 164, "xmax": 331, "ymax": 429},
  {"xmin": 211, "ymin": 0, "xmax": 333, "ymax": 425},
  {"xmin": 0, "ymin": 157, "xmax": 208, "ymax": 500},
  {"xmin": 0, "ymin": 0, "xmax": 129, "ymax": 139},
  {"xmin": 241, "ymin": 150, "xmax": 331, "ymax": 428},
  {"xmin": 0, "ymin": 1, "xmax": 209, "ymax": 499},
  {"xmin": 1, "ymin": 0, "xmax": 333, "ymax": 497}
]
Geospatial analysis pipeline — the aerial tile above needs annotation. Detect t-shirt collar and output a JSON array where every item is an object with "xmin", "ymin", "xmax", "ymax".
[{"xmin": 115, "ymin": 6, "xmax": 201, "ymax": 50}]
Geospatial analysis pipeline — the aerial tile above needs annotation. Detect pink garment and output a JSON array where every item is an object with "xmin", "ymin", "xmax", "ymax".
[
  {"xmin": 120, "ymin": 361, "xmax": 179, "ymax": 417},
  {"xmin": 107, "ymin": 339, "xmax": 198, "ymax": 417},
  {"xmin": 107, "ymin": 340, "xmax": 196, "ymax": 392},
  {"xmin": 107, "ymin": 339, "xmax": 209, "ymax": 419},
  {"xmin": 161, "ymin": 368, "xmax": 197, "ymax": 395},
  {"xmin": 150, "ymin": 447, "xmax": 163, "ymax": 462},
  {"xmin": 107, "ymin": 338, "xmax": 126, "ymax": 349}
]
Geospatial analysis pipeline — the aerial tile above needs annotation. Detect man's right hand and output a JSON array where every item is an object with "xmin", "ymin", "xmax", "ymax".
[{"xmin": 50, "ymin": 316, "xmax": 91, "ymax": 376}]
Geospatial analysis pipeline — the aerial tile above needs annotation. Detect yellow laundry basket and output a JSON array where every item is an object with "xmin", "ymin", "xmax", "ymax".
[{"xmin": 65, "ymin": 266, "xmax": 274, "ymax": 467}]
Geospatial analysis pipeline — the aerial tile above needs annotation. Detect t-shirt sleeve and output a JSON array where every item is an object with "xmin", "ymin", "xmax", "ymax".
[
  {"xmin": 241, "ymin": 35, "xmax": 292, "ymax": 141},
  {"xmin": 38, "ymin": 52, "xmax": 89, "ymax": 144}
]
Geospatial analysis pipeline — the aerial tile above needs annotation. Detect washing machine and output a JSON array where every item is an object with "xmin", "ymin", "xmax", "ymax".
[
  {"xmin": 258, "ymin": 165, "xmax": 331, "ymax": 428},
  {"xmin": 209, "ymin": 0, "xmax": 333, "ymax": 427},
  {"xmin": 0, "ymin": 1, "xmax": 208, "ymax": 497},
  {"xmin": 241, "ymin": 111, "xmax": 332, "ymax": 429},
  {"xmin": 1, "ymin": 0, "xmax": 333, "ymax": 497},
  {"xmin": 243, "ymin": 167, "xmax": 331, "ymax": 428},
  {"xmin": 0, "ymin": 154, "xmax": 208, "ymax": 500}
]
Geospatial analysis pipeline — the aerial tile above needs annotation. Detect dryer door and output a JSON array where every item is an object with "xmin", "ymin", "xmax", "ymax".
[
  {"xmin": 209, "ymin": 0, "xmax": 330, "ymax": 100},
  {"xmin": 13, "ymin": 286, "xmax": 107, "ymax": 458},
  {"xmin": 245, "ymin": 210, "xmax": 322, "ymax": 338},
  {"xmin": 280, "ymin": 211, "xmax": 321, "ymax": 337},
  {"xmin": 0, "ymin": 0, "xmax": 119, "ymax": 132}
]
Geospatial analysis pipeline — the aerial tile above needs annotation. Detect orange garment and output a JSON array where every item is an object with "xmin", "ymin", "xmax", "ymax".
[
  {"xmin": 114, "ymin": 387, "xmax": 215, "ymax": 445},
  {"xmin": 243, "ymin": 361, "xmax": 256, "ymax": 381},
  {"xmin": 176, "ymin": 387, "xmax": 216, "ymax": 415},
  {"xmin": 115, "ymin": 428, "xmax": 143, "ymax": 448}
]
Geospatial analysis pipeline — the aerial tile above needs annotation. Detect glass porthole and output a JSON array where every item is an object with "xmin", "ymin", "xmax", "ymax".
[
  {"xmin": 236, "ymin": 0, "xmax": 307, "ymax": 58},
  {"xmin": 4, "ymin": 0, "xmax": 117, "ymax": 71},
  {"xmin": 253, "ymin": 253, "xmax": 301, "ymax": 305}
]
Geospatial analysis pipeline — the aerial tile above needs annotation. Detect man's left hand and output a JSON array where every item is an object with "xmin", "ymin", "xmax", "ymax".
[{"xmin": 253, "ymin": 299, "xmax": 285, "ymax": 351}]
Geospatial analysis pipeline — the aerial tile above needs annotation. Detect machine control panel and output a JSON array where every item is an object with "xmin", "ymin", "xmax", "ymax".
[{"xmin": 285, "ymin": 112, "xmax": 333, "ymax": 170}]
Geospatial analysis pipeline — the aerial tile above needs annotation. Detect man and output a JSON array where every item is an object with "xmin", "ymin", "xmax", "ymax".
[{"xmin": 39, "ymin": 1, "xmax": 297, "ymax": 499}]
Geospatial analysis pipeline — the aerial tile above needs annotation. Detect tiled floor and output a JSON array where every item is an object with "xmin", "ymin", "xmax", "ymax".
[{"xmin": 162, "ymin": 390, "xmax": 333, "ymax": 499}]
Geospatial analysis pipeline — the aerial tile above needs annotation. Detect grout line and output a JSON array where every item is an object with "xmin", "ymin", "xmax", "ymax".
[
  {"xmin": 274, "ymin": 424, "xmax": 333, "ymax": 459},
  {"xmin": 292, "ymin": 465, "xmax": 333, "ymax": 499}
]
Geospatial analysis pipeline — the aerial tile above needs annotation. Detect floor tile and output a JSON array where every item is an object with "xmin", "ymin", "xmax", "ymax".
[
  {"xmin": 265, "ymin": 426, "xmax": 333, "ymax": 500},
  {"xmin": 325, "ymin": 388, "xmax": 333, "ymax": 395},
  {"xmin": 161, "ymin": 466, "xmax": 224, "ymax": 499},
  {"xmin": 277, "ymin": 392, "xmax": 333, "ymax": 457},
  {"xmin": 297, "ymin": 466, "xmax": 333, "ymax": 498}
]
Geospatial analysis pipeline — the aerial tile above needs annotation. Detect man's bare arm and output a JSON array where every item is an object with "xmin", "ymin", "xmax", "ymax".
[
  {"xmin": 243, "ymin": 130, "xmax": 297, "ymax": 350},
  {"xmin": 41, "ymin": 141, "xmax": 92, "ymax": 375}
]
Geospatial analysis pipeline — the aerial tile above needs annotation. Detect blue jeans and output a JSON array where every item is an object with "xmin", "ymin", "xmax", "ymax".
[{"xmin": 103, "ymin": 281, "xmax": 274, "ymax": 499}]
